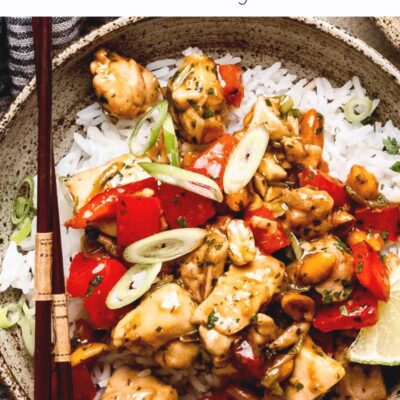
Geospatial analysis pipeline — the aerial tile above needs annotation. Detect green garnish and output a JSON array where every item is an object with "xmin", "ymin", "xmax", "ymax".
[
  {"xmin": 294, "ymin": 382, "xmax": 304, "ymax": 392},
  {"xmin": 207, "ymin": 311, "xmax": 219, "ymax": 329},
  {"xmin": 177, "ymin": 216, "xmax": 188, "ymax": 228},
  {"xmin": 290, "ymin": 108, "xmax": 300, "ymax": 118},
  {"xmin": 357, "ymin": 261, "xmax": 364, "ymax": 273},
  {"xmin": 335, "ymin": 238, "xmax": 351, "ymax": 254},
  {"xmin": 207, "ymin": 88, "xmax": 215, "ymax": 95},
  {"xmin": 390, "ymin": 161, "xmax": 400, "ymax": 173},
  {"xmin": 381, "ymin": 231, "xmax": 389, "ymax": 241},
  {"xmin": 85, "ymin": 275, "xmax": 103, "ymax": 297},
  {"xmin": 203, "ymin": 107, "xmax": 214, "ymax": 119},
  {"xmin": 383, "ymin": 137, "xmax": 399, "ymax": 155}
]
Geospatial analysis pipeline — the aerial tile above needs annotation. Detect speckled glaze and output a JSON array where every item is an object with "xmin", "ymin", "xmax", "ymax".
[
  {"xmin": 376, "ymin": 17, "xmax": 400, "ymax": 50},
  {"xmin": 0, "ymin": 17, "xmax": 400, "ymax": 399}
]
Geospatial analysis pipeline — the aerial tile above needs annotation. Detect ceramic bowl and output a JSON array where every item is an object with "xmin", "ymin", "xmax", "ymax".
[{"xmin": 0, "ymin": 17, "xmax": 399, "ymax": 399}]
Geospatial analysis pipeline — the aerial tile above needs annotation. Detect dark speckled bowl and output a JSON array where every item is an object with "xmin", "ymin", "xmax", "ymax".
[{"xmin": 0, "ymin": 17, "xmax": 399, "ymax": 399}]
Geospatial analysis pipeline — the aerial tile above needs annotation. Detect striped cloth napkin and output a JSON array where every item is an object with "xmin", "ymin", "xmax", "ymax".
[{"xmin": 0, "ymin": 17, "xmax": 84, "ymax": 117}]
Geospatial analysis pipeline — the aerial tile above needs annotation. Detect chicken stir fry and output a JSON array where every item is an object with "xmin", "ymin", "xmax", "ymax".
[
  {"xmin": 61, "ymin": 50, "xmax": 400, "ymax": 400},
  {"xmin": 166, "ymin": 54, "xmax": 227, "ymax": 144},
  {"xmin": 91, "ymin": 48, "xmax": 161, "ymax": 118}
]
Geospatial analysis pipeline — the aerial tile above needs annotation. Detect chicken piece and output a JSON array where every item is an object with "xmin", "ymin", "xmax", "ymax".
[
  {"xmin": 281, "ymin": 137, "xmax": 322, "ymax": 169},
  {"xmin": 332, "ymin": 340, "xmax": 386, "ymax": 400},
  {"xmin": 285, "ymin": 336, "xmax": 345, "ymax": 400},
  {"xmin": 180, "ymin": 226, "xmax": 229, "ymax": 302},
  {"xmin": 66, "ymin": 153, "xmax": 149, "ymax": 210},
  {"xmin": 90, "ymin": 48, "xmax": 161, "ymax": 118},
  {"xmin": 302, "ymin": 236, "xmax": 354, "ymax": 302},
  {"xmin": 245, "ymin": 96, "xmax": 293, "ymax": 139},
  {"xmin": 154, "ymin": 340, "xmax": 200, "ymax": 370},
  {"xmin": 192, "ymin": 253, "xmax": 284, "ymax": 335},
  {"xmin": 283, "ymin": 186, "xmax": 334, "ymax": 239},
  {"xmin": 247, "ymin": 313, "xmax": 278, "ymax": 347},
  {"xmin": 101, "ymin": 367, "xmax": 177, "ymax": 400},
  {"xmin": 225, "ymin": 186, "xmax": 253, "ymax": 212},
  {"xmin": 112, "ymin": 283, "xmax": 196, "ymax": 355},
  {"xmin": 166, "ymin": 54, "xmax": 227, "ymax": 144},
  {"xmin": 258, "ymin": 153, "xmax": 288, "ymax": 182},
  {"xmin": 199, "ymin": 325, "xmax": 235, "ymax": 367},
  {"xmin": 226, "ymin": 219, "xmax": 256, "ymax": 266}
]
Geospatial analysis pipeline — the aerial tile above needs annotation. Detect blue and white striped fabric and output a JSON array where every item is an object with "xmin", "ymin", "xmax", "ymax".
[{"xmin": 0, "ymin": 17, "xmax": 84, "ymax": 116}]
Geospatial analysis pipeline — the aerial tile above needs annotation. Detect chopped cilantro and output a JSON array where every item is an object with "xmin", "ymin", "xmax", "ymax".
[
  {"xmin": 357, "ymin": 261, "xmax": 364, "ymax": 273},
  {"xmin": 177, "ymin": 216, "xmax": 188, "ymax": 228},
  {"xmin": 290, "ymin": 108, "xmax": 300, "ymax": 118},
  {"xmin": 390, "ymin": 161, "xmax": 400, "ymax": 173},
  {"xmin": 294, "ymin": 382, "xmax": 304, "ymax": 392},
  {"xmin": 85, "ymin": 275, "xmax": 103, "ymax": 297},
  {"xmin": 381, "ymin": 230, "xmax": 389, "ymax": 241},
  {"xmin": 203, "ymin": 107, "xmax": 215, "ymax": 119},
  {"xmin": 206, "ymin": 311, "xmax": 219, "ymax": 329},
  {"xmin": 335, "ymin": 238, "xmax": 351, "ymax": 254},
  {"xmin": 207, "ymin": 88, "xmax": 215, "ymax": 95},
  {"xmin": 383, "ymin": 137, "xmax": 400, "ymax": 155}
]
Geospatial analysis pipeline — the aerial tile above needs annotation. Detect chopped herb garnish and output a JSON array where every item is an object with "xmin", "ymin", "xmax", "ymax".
[
  {"xmin": 155, "ymin": 326, "xmax": 163, "ymax": 333},
  {"xmin": 207, "ymin": 88, "xmax": 215, "ymax": 95},
  {"xmin": 315, "ymin": 127, "xmax": 323, "ymax": 134},
  {"xmin": 335, "ymin": 238, "xmax": 351, "ymax": 253},
  {"xmin": 85, "ymin": 275, "xmax": 103, "ymax": 297},
  {"xmin": 291, "ymin": 108, "xmax": 300, "ymax": 118},
  {"xmin": 381, "ymin": 230, "xmax": 389, "ymax": 241},
  {"xmin": 390, "ymin": 161, "xmax": 400, "ymax": 173},
  {"xmin": 357, "ymin": 261, "xmax": 364, "ymax": 273},
  {"xmin": 177, "ymin": 216, "xmax": 188, "ymax": 228},
  {"xmin": 383, "ymin": 137, "xmax": 400, "ymax": 155},
  {"xmin": 294, "ymin": 382, "xmax": 304, "ymax": 392},
  {"xmin": 361, "ymin": 115, "xmax": 375, "ymax": 126},
  {"xmin": 322, "ymin": 290, "xmax": 333, "ymax": 304},
  {"xmin": 339, "ymin": 305, "xmax": 349, "ymax": 316},
  {"xmin": 203, "ymin": 107, "xmax": 214, "ymax": 119},
  {"xmin": 170, "ymin": 197, "xmax": 178, "ymax": 204},
  {"xmin": 207, "ymin": 311, "xmax": 219, "ymax": 329}
]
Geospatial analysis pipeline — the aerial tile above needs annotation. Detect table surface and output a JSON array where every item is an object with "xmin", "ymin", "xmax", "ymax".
[{"xmin": 0, "ymin": 16, "xmax": 399, "ymax": 400}]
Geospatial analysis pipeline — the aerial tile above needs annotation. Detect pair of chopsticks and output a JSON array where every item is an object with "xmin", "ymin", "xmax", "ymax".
[{"xmin": 32, "ymin": 17, "xmax": 73, "ymax": 400}]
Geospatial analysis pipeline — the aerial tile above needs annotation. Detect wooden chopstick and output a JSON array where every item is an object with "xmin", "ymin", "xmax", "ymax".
[
  {"xmin": 32, "ymin": 16, "xmax": 53, "ymax": 400},
  {"xmin": 32, "ymin": 17, "xmax": 73, "ymax": 400}
]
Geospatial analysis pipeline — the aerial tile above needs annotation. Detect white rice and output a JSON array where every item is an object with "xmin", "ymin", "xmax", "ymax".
[{"xmin": 1, "ymin": 47, "xmax": 400, "ymax": 395}]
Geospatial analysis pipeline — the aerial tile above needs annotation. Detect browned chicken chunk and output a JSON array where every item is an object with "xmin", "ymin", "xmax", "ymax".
[
  {"xmin": 166, "ymin": 54, "xmax": 227, "ymax": 144},
  {"xmin": 90, "ymin": 48, "xmax": 161, "ymax": 118}
]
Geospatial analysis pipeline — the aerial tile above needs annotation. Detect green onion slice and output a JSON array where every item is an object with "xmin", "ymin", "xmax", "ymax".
[
  {"xmin": 163, "ymin": 114, "xmax": 180, "ymax": 167},
  {"xmin": 289, "ymin": 233, "xmax": 303, "ymax": 261},
  {"xmin": 344, "ymin": 97, "xmax": 373, "ymax": 123},
  {"xmin": 106, "ymin": 263, "xmax": 162, "ymax": 309},
  {"xmin": 11, "ymin": 216, "xmax": 32, "ymax": 245},
  {"xmin": 124, "ymin": 228, "xmax": 207, "ymax": 264},
  {"xmin": 0, "ymin": 304, "xmax": 22, "ymax": 329},
  {"xmin": 129, "ymin": 100, "xmax": 169, "ymax": 156},
  {"xmin": 18, "ymin": 315, "xmax": 34, "ymax": 357},
  {"xmin": 139, "ymin": 162, "xmax": 223, "ymax": 202},
  {"xmin": 279, "ymin": 95, "xmax": 294, "ymax": 114}
]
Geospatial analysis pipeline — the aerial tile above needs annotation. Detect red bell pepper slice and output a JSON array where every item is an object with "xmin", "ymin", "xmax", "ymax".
[
  {"xmin": 67, "ymin": 253, "xmax": 101, "ymax": 298},
  {"xmin": 355, "ymin": 205, "xmax": 399, "ymax": 241},
  {"xmin": 116, "ymin": 195, "xmax": 162, "ymax": 247},
  {"xmin": 245, "ymin": 207, "xmax": 290, "ymax": 254},
  {"xmin": 65, "ymin": 178, "xmax": 157, "ymax": 229},
  {"xmin": 300, "ymin": 109, "xmax": 324, "ymax": 147},
  {"xmin": 299, "ymin": 168, "xmax": 350, "ymax": 207},
  {"xmin": 218, "ymin": 64, "xmax": 244, "ymax": 107},
  {"xmin": 188, "ymin": 134, "xmax": 238, "ymax": 189},
  {"xmin": 233, "ymin": 339, "xmax": 265, "ymax": 379},
  {"xmin": 313, "ymin": 287, "xmax": 378, "ymax": 332},
  {"xmin": 157, "ymin": 183, "xmax": 216, "ymax": 228},
  {"xmin": 83, "ymin": 257, "xmax": 130, "ymax": 329},
  {"xmin": 351, "ymin": 241, "xmax": 390, "ymax": 302},
  {"xmin": 52, "ymin": 364, "xmax": 97, "ymax": 400}
]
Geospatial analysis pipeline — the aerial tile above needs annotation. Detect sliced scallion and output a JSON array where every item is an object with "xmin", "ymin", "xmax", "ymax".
[
  {"xmin": 129, "ymin": 100, "xmax": 169, "ymax": 156},
  {"xmin": 344, "ymin": 97, "xmax": 373, "ymax": 124},
  {"xmin": 139, "ymin": 162, "xmax": 223, "ymax": 202},
  {"xmin": 0, "ymin": 304, "xmax": 22, "ymax": 329},
  {"xmin": 163, "ymin": 114, "xmax": 180, "ymax": 167},
  {"xmin": 106, "ymin": 263, "xmax": 162, "ymax": 309}
]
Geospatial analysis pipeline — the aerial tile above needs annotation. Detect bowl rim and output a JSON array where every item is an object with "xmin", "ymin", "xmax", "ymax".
[{"xmin": 0, "ymin": 16, "xmax": 400, "ymax": 399}]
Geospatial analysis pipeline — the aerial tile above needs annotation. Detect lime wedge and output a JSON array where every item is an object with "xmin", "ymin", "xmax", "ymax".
[{"xmin": 348, "ymin": 256, "xmax": 400, "ymax": 365}]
